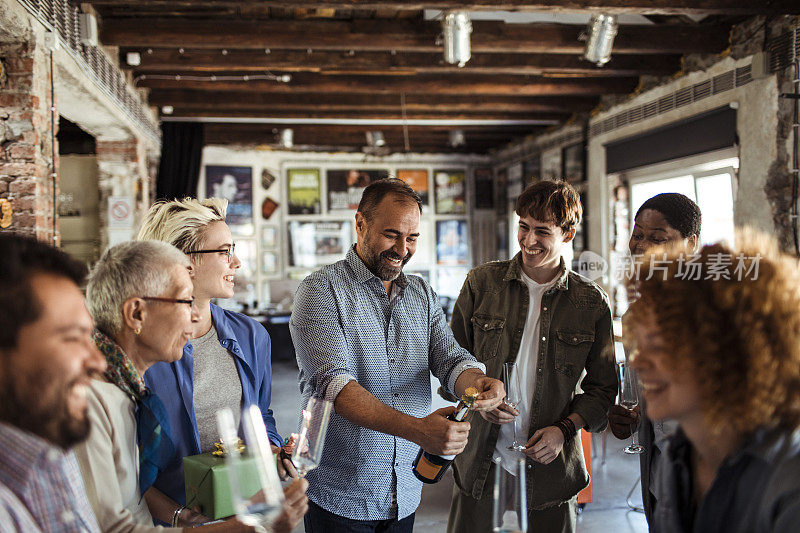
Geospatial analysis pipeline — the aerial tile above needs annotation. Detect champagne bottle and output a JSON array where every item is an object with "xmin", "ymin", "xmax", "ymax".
[{"xmin": 412, "ymin": 386, "xmax": 479, "ymax": 484}]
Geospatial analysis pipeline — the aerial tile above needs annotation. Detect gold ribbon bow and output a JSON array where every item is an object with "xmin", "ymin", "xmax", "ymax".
[{"xmin": 211, "ymin": 439, "xmax": 246, "ymax": 457}]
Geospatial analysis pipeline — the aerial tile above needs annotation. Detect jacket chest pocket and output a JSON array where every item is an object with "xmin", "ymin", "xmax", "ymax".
[
  {"xmin": 470, "ymin": 315, "xmax": 506, "ymax": 361},
  {"xmin": 554, "ymin": 330, "xmax": 594, "ymax": 377}
]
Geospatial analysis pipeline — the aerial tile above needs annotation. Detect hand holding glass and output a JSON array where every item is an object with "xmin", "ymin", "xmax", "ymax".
[
  {"xmin": 618, "ymin": 361, "xmax": 644, "ymax": 454},
  {"xmin": 290, "ymin": 396, "xmax": 333, "ymax": 477}
]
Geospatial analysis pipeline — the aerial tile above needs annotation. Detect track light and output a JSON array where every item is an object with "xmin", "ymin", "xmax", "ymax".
[
  {"xmin": 583, "ymin": 14, "xmax": 618, "ymax": 67},
  {"xmin": 366, "ymin": 131, "xmax": 386, "ymax": 147},
  {"xmin": 449, "ymin": 129, "xmax": 466, "ymax": 147},
  {"xmin": 161, "ymin": 105, "xmax": 173, "ymax": 115},
  {"xmin": 280, "ymin": 128, "xmax": 294, "ymax": 148},
  {"xmin": 442, "ymin": 11, "xmax": 472, "ymax": 68}
]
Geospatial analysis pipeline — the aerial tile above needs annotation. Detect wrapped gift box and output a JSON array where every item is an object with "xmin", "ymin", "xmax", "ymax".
[{"xmin": 183, "ymin": 452, "xmax": 262, "ymax": 519}]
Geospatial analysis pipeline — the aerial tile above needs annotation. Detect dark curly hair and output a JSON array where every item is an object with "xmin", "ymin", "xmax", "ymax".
[
  {"xmin": 626, "ymin": 230, "xmax": 800, "ymax": 436},
  {"xmin": 635, "ymin": 193, "xmax": 701, "ymax": 239}
]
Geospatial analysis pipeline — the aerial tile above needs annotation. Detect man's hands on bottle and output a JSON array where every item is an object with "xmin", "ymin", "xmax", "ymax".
[
  {"xmin": 417, "ymin": 406, "xmax": 471, "ymax": 455},
  {"xmin": 455, "ymin": 370, "xmax": 505, "ymax": 411},
  {"xmin": 608, "ymin": 404, "xmax": 640, "ymax": 439}
]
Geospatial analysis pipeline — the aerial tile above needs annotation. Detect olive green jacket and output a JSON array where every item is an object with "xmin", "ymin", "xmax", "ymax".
[{"xmin": 449, "ymin": 254, "xmax": 616, "ymax": 509}]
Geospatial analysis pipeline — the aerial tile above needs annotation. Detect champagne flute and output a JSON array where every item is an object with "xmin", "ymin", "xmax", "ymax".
[
  {"xmin": 618, "ymin": 361, "xmax": 644, "ymax": 454},
  {"xmin": 290, "ymin": 396, "xmax": 333, "ymax": 477},
  {"xmin": 502, "ymin": 362, "xmax": 526, "ymax": 452},
  {"xmin": 491, "ymin": 457, "xmax": 527, "ymax": 533},
  {"xmin": 216, "ymin": 408, "xmax": 282, "ymax": 529}
]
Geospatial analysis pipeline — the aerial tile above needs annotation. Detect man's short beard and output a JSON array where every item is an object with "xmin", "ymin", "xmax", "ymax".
[
  {"xmin": 366, "ymin": 248, "xmax": 411, "ymax": 281},
  {"xmin": 0, "ymin": 374, "xmax": 90, "ymax": 450}
]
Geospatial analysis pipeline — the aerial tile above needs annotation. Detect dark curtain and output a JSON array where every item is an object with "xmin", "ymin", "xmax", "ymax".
[{"xmin": 155, "ymin": 122, "xmax": 204, "ymax": 201}]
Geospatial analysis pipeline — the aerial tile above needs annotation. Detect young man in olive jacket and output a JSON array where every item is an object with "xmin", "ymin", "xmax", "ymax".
[{"xmin": 447, "ymin": 180, "xmax": 617, "ymax": 533}]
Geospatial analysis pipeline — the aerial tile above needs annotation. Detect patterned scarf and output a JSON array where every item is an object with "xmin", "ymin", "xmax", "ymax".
[{"xmin": 93, "ymin": 330, "xmax": 176, "ymax": 496}]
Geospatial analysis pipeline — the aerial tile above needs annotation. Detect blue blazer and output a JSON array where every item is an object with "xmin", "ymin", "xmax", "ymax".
[{"xmin": 144, "ymin": 303, "xmax": 282, "ymax": 505}]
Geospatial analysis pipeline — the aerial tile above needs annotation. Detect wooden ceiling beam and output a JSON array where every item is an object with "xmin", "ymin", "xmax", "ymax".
[
  {"xmin": 147, "ymin": 90, "xmax": 597, "ymax": 112},
  {"xmin": 201, "ymin": 123, "xmax": 542, "ymax": 134},
  {"xmin": 149, "ymin": 89, "xmax": 597, "ymax": 112},
  {"xmin": 125, "ymin": 48, "xmax": 681, "ymax": 77},
  {"xmin": 85, "ymin": 1, "xmax": 800, "ymax": 16},
  {"xmin": 102, "ymin": 18, "xmax": 728, "ymax": 54},
  {"xmin": 136, "ymin": 73, "xmax": 639, "ymax": 96},
  {"xmin": 167, "ymin": 109, "xmax": 570, "ymax": 121}
]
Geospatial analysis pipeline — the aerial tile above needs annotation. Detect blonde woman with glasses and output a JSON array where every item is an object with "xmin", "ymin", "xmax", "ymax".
[{"xmin": 137, "ymin": 198, "xmax": 305, "ymax": 529}]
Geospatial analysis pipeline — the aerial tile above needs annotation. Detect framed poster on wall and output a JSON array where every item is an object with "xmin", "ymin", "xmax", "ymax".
[
  {"xmin": 327, "ymin": 169, "xmax": 389, "ymax": 211},
  {"xmin": 396, "ymin": 169, "xmax": 430, "ymax": 208},
  {"xmin": 436, "ymin": 220, "xmax": 469, "ymax": 266},
  {"xmin": 434, "ymin": 170, "xmax": 466, "ymax": 214},
  {"xmin": 205, "ymin": 165, "xmax": 253, "ymax": 235},
  {"xmin": 287, "ymin": 169, "xmax": 322, "ymax": 215},
  {"xmin": 287, "ymin": 220, "xmax": 354, "ymax": 268}
]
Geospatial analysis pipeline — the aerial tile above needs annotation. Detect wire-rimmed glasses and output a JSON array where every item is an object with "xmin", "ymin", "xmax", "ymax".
[{"xmin": 618, "ymin": 361, "xmax": 644, "ymax": 454}]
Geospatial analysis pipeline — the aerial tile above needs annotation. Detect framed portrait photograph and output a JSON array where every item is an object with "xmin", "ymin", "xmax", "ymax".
[{"xmin": 205, "ymin": 165, "xmax": 253, "ymax": 235}]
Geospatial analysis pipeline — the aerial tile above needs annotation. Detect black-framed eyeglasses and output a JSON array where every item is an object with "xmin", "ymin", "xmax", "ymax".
[
  {"xmin": 141, "ymin": 296, "xmax": 196, "ymax": 311},
  {"xmin": 187, "ymin": 243, "xmax": 235, "ymax": 263}
]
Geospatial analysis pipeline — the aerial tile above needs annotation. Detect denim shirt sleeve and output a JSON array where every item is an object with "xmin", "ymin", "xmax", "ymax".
[
  {"xmin": 425, "ymin": 279, "xmax": 485, "ymax": 395},
  {"xmin": 569, "ymin": 298, "xmax": 617, "ymax": 433},
  {"xmin": 252, "ymin": 324, "xmax": 282, "ymax": 447},
  {"xmin": 290, "ymin": 274, "xmax": 357, "ymax": 404}
]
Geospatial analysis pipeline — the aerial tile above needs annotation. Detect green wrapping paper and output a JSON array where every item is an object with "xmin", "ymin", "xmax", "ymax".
[{"xmin": 183, "ymin": 452, "xmax": 262, "ymax": 519}]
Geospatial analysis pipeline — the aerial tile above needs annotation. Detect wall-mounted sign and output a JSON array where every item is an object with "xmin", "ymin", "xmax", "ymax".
[{"xmin": 107, "ymin": 196, "xmax": 133, "ymax": 228}]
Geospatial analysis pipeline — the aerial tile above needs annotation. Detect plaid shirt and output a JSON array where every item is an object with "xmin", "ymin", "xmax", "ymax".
[
  {"xmin": 290, "ymin": 246, "xmax": 484, "ymax": 521},
  {"xmin": 0, "ymin": 422, "xmax": 100, "ymax": 533}
]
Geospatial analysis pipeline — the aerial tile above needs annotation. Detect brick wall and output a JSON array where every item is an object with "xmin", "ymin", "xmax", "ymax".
[{"xmin": 0, "ymin": 40, "xmax": 57, "ymax": 243}]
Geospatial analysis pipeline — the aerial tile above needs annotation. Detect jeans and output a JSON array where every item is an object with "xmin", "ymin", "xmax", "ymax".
[{"xmin": 304, "ymin": 501, "xmax": 415, "ymax": 533}]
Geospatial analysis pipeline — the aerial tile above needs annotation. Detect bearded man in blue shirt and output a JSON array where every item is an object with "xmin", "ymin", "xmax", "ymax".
[{"xmin": 291, "ymin": 178, "xmax": 505, "ymax": 532}]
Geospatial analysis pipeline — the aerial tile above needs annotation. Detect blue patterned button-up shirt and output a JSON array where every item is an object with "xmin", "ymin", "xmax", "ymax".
[
  {"xmin": 290, "ymin": 246, "xmax": 485, "ymax": 521},
  {"xmin": 0, "ymin": 422, "xmax": 100, "ymax": 533}
]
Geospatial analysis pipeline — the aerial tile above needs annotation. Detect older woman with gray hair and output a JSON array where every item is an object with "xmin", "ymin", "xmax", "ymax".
[{"xmin": 75, "ymin": 240, "xmax": 257, "ymax": 532}]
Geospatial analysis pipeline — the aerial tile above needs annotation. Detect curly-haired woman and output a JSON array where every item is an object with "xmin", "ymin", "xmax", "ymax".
[{"xmin": 627, "ymin": 233, "xmax": 800, "ymax": 533}]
